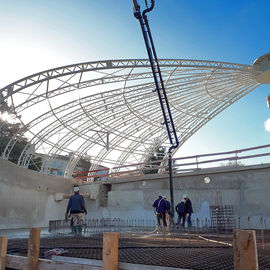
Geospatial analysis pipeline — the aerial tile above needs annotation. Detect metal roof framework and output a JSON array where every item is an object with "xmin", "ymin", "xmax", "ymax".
[{"xmin": 0, "ymin": 58, "xmax": 261, "ymax": 177}]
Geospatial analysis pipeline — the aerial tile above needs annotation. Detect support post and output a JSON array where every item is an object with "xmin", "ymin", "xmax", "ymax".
[
  {"xmin": 103, "ymin": 232, "xmax": 118, "ymax": 270},
  {"xmin": 0, "ymin": 236, "xmax": 8, "ymax": 270},
  {"xmin": 168, "ymin": 152, "xmax": 174, "ymax": 218},
  {"xmin": 233, "ymin": 229, "xmax": 258, "ymax": 270},
  {"xmin": 27, "ymin": 227, "xmax": 41, "ymax": 270}
]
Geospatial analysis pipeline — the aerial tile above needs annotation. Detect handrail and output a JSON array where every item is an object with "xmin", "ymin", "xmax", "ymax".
[
  {"xmin": 75, "ymin": 144, "xmax": 270, "ymax": 182},
  {"xmin": 173, "ymin": 144, "xmax": 270, "ymax": 160}
]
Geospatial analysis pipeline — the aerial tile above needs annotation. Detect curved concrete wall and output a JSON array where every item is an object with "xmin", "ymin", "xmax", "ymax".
[
  {"xmin": 1, "ymin": 157, "xmax": 270, "ymax": 229},
  {"xmin": 0, "ymin": 158, "xmax": 75, "ymax": 229}
]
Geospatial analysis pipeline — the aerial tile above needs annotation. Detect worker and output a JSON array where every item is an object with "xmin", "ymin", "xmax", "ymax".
[
  {"xmin": 152, "ymin": 195, "xmax": 163, "ymax": 232},
  {"xmin": 163, "ymin": 196, "xmax": 171, "ymax": 233},
  {"xmin": 66, "ymin": 185, "xmax": 87, "ymax": 235},
  {"xmin": 175, "ymin": 200, "xmax": 185, "ymax": 227},
  {"xmin": 152, "ymin": 195, "xmax": 167, "ymax": 233},
  {"xmin": 183, "ymin": 194, "xmax": 193, "ymax": 227}
]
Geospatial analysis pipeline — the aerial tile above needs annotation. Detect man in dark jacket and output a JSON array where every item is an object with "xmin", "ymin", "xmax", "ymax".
[
  {"xmin": 175, "ymin": 200, "xmax": 185, "ymax": 227},
  {"xmin": 153, "ymin": 195, "xmax": 162, "ymax": 214},
  {"xmin": 152, "ymin": 195, "xmax": 166, "ymax": 233},
  {"xmin": 163, "ymin": 196, "xmax": 171, "ymax": 233},
  {"xmin": 183, "ymin": 194, "xmax": 193, "ymax": 227},
  {"xmin": 66, "ymin": 185, "xmax": 87, "ymax": 235}
]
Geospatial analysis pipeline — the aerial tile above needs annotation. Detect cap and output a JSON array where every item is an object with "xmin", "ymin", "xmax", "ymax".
[
  {"xmin": 181, "ymin": 199, "xmax": 185, "ymax": 203},
  {"xmin": 163, "ymin": 195, "xmax": 166, "ymax": 199},
  {"xmin": 74, "ymin": 186, "xmax": 80, "ymax": 192},
  {"xmin": 183, "ymin": 194, "xmax": 187, "ymax": 199}
]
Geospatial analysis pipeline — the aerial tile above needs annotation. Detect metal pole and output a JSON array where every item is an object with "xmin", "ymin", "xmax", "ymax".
[
  {"xmin": 168, "ymin": 152, "xmax": 174, "ymax": 218},
  {"xmin": 132, "ymin": 0, "xmax": 178, "ymax": 219}
]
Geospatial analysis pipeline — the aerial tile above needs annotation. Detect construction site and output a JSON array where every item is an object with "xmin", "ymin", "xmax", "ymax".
[
  {"xmin": 1, "ymin": 150, "xmax": 270, "ymax": 269},
  {"xmin": 4, "ymin": 228, "xmax": 270, "ymax": 270},
  {"xmin": 1, "ymin": 0, "xmax": 270, "ymax": 269}
]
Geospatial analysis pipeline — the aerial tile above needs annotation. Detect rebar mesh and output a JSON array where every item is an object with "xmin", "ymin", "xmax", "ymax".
[{"xmin": 7, "ymin": 223, "xmax": 270, "ymax": 270}]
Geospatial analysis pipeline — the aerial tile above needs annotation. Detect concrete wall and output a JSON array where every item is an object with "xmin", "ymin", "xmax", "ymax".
[
  {"xmin": 91, "ymin": 164, "xmax": 270, "ymax": 229},
  {"xmin": 1, "ymin": 157, "xmax": 270, "ymax": 229},
  {"xmin": 0, "ymin": 158, "xmax": 75, "ymax": 229}
]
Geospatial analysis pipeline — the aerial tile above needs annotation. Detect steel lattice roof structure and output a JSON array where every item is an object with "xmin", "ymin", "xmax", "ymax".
[{"xmin": 0, "ymin": 54, "xmax": 269, "ymax": 177}]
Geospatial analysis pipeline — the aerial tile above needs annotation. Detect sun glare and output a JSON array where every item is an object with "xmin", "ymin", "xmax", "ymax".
[{"xmin": 0, "ymin": 112, "xmax": 18, "ymax": 124}]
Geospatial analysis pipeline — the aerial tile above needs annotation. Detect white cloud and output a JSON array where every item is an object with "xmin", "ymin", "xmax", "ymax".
[{"xmin": 264, "ymin": 119, "xmax": 270, "ymax": 132}]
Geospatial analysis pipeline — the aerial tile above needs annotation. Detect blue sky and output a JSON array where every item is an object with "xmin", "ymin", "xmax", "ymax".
[{"xmin": 0, "ymin": 0, "xmax": 270, "ymax": 159}]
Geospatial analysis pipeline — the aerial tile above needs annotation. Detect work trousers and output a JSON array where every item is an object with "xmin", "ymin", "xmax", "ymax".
[
  {"xmin": 177, "ymin": 213, "xmax": 185, "ymax": 227},
  {"xmin": 71, "ymin": 213, "xmax": 83, "ymax": 226},
  {"xmin": 156, "ymin": 212, "xmax": 167, "ymax": 227}
]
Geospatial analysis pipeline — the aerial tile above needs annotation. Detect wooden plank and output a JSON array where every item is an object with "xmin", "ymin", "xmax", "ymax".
[
  {"xmin": 39, "ymin": 258, "xmax": 101, "ymax": 270},
  {"xmin": 0, "ymin": 236, "xmax": 8, "ymax": 270},
  {"xmin": 52, "ymin": 256, "xmax": 102, "ymax": 266},
  {"xmin": 234, "ymin": 230, "xmax": 240, "ymax": 269},
  {"xmin": 233, "ymin": 229, "xmax": 259, "ymax": 270},
  {"xmin": 52, "ymin": 256, "xmax": 191, "ymax": 270},
  {"xmin": 27, "ymin": 227, "xmax": 41, "ymax": 270},
  {"xmin": 6, "ymin": 255, "xmax": 101, "ymax": 270},
  {"xmin": 103, "ymin": 232, "xmax": 118, "ymax": 270},
  {"xmin": 6, "ymin": 254, "xmax": 28, "ymax": 269},
  {"xmin": 6, "ymin": 254, "xmax": 192, "ymax": 270}
]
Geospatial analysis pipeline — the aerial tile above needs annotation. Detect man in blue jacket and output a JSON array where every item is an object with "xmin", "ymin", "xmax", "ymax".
[
  {"xmin": 175, "ymin": 200, "xmax": 185, "ymax": 227},
  {"xmin": 153, "ymin": 195, "xmax": 162, "ymax": 232},
  {"xmin": 152, "ymin": 195, "xmax": 167, "ymax": 233},
  {"xmin": 163, "ymin": 196, "xmax": 171, "ymax": 233},
  {"xmin": 66, "ymin": 185, "xmax": 87, "ymax": 235}
]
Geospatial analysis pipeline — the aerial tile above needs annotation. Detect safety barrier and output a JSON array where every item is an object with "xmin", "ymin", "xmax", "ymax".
[{"xmin": 73, "ymin": 144, "xmax": 270, "ymax": 182}]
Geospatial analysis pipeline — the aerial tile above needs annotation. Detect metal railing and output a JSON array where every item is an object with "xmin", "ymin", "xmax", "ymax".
[{"xmin": 73, "ymin": 144, "xmax": 270, "ymax": 182}]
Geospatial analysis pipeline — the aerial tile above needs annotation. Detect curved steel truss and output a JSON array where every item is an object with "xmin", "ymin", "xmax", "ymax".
[{"xmin": 0, "ymin": 57, "xmax": 264, "ymax": 177}]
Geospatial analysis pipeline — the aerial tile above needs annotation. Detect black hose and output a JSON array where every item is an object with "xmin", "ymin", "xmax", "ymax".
[{"xmin": 142, "ymin": 0, "xmax": 154, "ymax": 17}]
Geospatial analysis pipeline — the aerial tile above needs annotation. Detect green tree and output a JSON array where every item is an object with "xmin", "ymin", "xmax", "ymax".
[
  {"xmin": 142, "ymin": 146, "xmax": 166, "ymax": 174},
  {"xmin": 0, "ymin": 119, "xmax": 41, "ymax": 171},
  {"xmin": 75, "ymin": 157, "xmax": 91, "ymax": 172},
  {"xmin": 0, "ymin": 120, "xmax": 27, "ymax": 164},
  {"xmin": 220, "ymin": 160, "xmax": 245, "ymax": 167}
]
